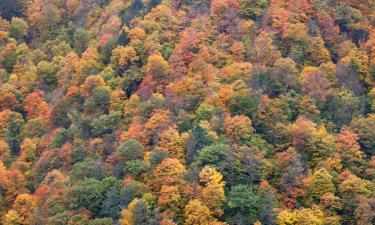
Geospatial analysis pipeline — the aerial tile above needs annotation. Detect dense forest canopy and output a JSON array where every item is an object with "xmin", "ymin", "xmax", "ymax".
[{"xmin": 0, "ymin": 0, "xmax": 374, "ymax": 224}]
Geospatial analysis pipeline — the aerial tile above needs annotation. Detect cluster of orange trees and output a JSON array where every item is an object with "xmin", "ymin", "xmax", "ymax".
[{"xmin": 0, "ymin": 0, "xmax": 374, "ymax": 224}]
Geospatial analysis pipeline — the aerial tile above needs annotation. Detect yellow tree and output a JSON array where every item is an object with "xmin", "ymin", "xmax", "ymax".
[
  {"xmin": 152, "ymin": 158, "xmax": 186, "ymax": 191},
  {"xmin": 12, "ymin": 194, "xmax": 36, "ymax": 225},
  {"xmin": 158, "ymin": 127, "xmax": 186, "ymax": 163},
  {"xmin": 199, "ymin": 166, "xmax": 226, "ymax": 217},
  {"xmin": 184, "ymin": 199, "xmax": 212, "ymax": 225}
]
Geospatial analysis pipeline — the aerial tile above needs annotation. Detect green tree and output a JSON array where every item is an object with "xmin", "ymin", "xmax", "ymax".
[
  {"xmin": 228, "ymin": 184, "xmax": 260, "ymax": 224},
  {"xmin": 310, "ymin": 168, "xmax": 336, "ymax": 202},
  {"xmin": 5, "ymin": 112, "xmax": 24, "ymax": 154}
]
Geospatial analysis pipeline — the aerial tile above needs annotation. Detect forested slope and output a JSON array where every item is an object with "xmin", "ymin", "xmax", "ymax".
[{"xmin": 0, "ymin": 0, "xmax": 375, "ymax": 224}]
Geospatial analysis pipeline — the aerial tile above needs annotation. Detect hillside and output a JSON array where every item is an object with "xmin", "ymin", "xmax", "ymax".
[{"xmin": 0, "ymin": 0, "xmax": 375, "ymax": 224}]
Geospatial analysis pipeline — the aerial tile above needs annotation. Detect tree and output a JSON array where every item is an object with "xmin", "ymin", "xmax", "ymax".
[
  {"xmin": 335, "ymin": 129, "xmax": 364, "ymax": 173},
  {"xmin": 157, "ymin": 185, "xmax": 181, "ymax": 217},
  {"xmin": 269, "ymin": 58, "xmax": 299, "ymax": 96},
  {"xmin": 116, "ymin": 139, "xmax": 144, "ymax": 162},
  {"xmin": 300, "ymin": 67, "xmax": 333, "ymax": 106},
  {"xmin": 228, "ymin": 184, "xmax": 260, "ymax": 224},
  {"xmin": 37, "ymin": 60, "xmax": 59, "ymax": 87},
  {"xmin": 184, "ymin": 199, "xmax": 212, "ymax": 225},
  {"xmin": 0, "ymin": 0, "xmax": 26, "ymax": 20},
  {"xmin": 152, "ymin": 158, "xmax": 186, "ymax": 191},
  {"xmin": 273, "ymin": 147, "xmax": 308, "ymax": 208},
  {"xmin": 310, "ymin": 168, "xmax": 335, "ymax": 202},
  {"xmin": 210, "ymin": 0, "xmax": 240, "ymax": 34},
  {"xmin": 158, "ymin": 127, "xmax": 185, "ymax": 163},
  {"xmin": 5, "ymin": 112, "xmax": 24, "ymax": 154},
  {"xmin": 0, "ymin": 169, "xmax": 27, "ymax": 203},
  {"xmin": 9, "ymin": 17, "xmax": 28, "ymax": 41},
  {"xmin": 69, "ymin": 177, "xmax": 122, "ymax": 217},
  {"xmin": 350, "ymin": 116, "xmax": 375, "ymax": 155},
  {"xmin": 224, "ymin": 115, "xmax": 254, "ymax": 145},
  {"xmin": 252, "ymin": 31, "xmax": 281, "ymax": 66},
  {"xmin": 73, "ymin": 28, "xmax": 89, "ymax": 55},
  {"xmin": 146, "ymin": 54, "xmax": 170, "ymax": 91},
  {"xmin": 354, "ymin": 196, "xmax": 375, "ymax": 225},
  {"xmin": 3, "ymin": 210, "xmax": 24, "ymax": 225},
  {"xmin": 199, "ymin": 166, "xmax": 226, "ymax": 217},
  {"xmin": 110, "ymin": 46, "xmax": 138, "ymax": 71},
  {"xmin": 236, "ymin": 146, "xmax": 265, "ymax": 186},
  {"xmin": 277, "ymin": 207, "xmax": 324, "ymax": 225},
  {"xmin": 24, "ymin": 90, "xmax": 50, "ymax": 121},
  {"xmin": 193, "ymin": 144, "xmax": 237, "ymax": 184},
  {"xmin": 292, "ymin": 117, "xmax": 335, "ymax": 167},
  {"xmin": 120, "ymin": 198, "xmax": 157, "ymax": 225},
  {"xmin": 12, "ymin": 194, "xmax": 36, "ymax": 225}
]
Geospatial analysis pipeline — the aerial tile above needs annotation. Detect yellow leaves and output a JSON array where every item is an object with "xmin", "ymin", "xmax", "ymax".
[
  {"xmin": 184, "ymin": 199, "xmax": 212, "ymax": 225},
  {"xmin": 3, "ymin": 210, "xmax": 23, "ymax": 225},
  {"xmin": 81, "ymin": 47, "xmax": 100, "ymax": 61},
  {"xmin": 109, "ymin": 89, "xmax": 126, "ymax": 112},
  {"xmin": 199, "ymin": 166, "xmax": 225, "ymax": 188},
  {"xmin": 129, "ymin": 27, "xmax": 146, "ymax": 43},
  {"xmin": 147, "ymin": 54, "xmax": 170, "ymax": 85},
  {"xmin": 277, "ymin": 207, "xmax": 324, "ymax": 225},
  {"xmin": 300, "ymin": 66, "xmax": 320, "ymax": 80},
  {"xmin": 0, "ymin": 160, "xmax": 5, "ymax": 171},
  {"xmin": 310, "ymin": 168, "xmax": 335, "ymax": 200},
  {"xmin": 308, "ymin": 36, "xmax": 331, "ymax": 64},
  {"xmin": 111, "ymin": 46, "xmax": 138, "ymax": 67},
  {"xmin": 283, "ymin": 23, "xmax": 309, "ymax": 43},
  {"xmin": 199, "ymin": 166, "xmax": 226, "ymax": 217},
  {"xmin": 120, "ymin": 198, "xmax": 140, "ymax": 225},
  {"xmin": 277, "ymin": 210, "xmax": 298, "ymax": 225},
  {"xmin": 339, "ymin": 171, "xmax": 370, "ymax": 196}
]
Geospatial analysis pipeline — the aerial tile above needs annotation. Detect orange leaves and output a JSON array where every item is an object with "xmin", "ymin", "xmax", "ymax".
[
  {"xmin": 142, "ymin": 109, "xmax": 174, "ymax": 146},
  {"xmin": 0, "ymin": 169, "xmax": 27, "ymax": 203},
  {"xmin": 211, "ymin": 0, "xmax": 240, "ymax": 17},
  {"xmin": 158, "ymin": 127, "xmax": 186, "ymax": 163},
  {"xmin": 152, "ymin": 158, "xmax": 186, "ymax": 190},
  {"xmin": 0, "ymin": 92, "xmax": 19, "ymax": 111},
  {"xmin": 224, "ymin": 115, "xmax": 254, "ymax": 144},
  {"xmin": 0, "ymin": 140, "xmax": 10, "ymax": 160},
  {"xmin": 24, "ymin": 90, "xmax": 50, "ymax": 122},
  {"xmin": 158, "ymin": 185, "xmax": 181, "ymax": 214}
]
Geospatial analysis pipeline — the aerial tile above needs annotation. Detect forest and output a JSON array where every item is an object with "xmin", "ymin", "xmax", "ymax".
[{"xmin": 0, "ymin": 0, "xmax": 374, "ymax": 224}]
